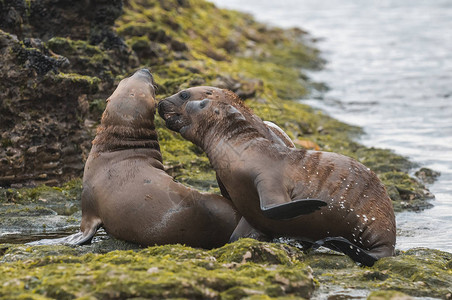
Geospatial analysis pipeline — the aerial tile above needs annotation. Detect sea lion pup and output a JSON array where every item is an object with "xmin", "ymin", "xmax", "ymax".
[
  {"xmin": 28, "ymin": 69, "xmax": 239, "ymax": 248},
  {"xmin": 159, "ymin": 86, "xmax": 295, "ymax": 240},
  {"xmin": 158, "ymin": 98, "xmax": 396, "ymax": 266}
]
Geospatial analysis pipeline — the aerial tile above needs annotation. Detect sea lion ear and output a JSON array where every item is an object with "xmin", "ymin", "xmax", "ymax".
[
  {"xmin": 199, "ymin": 99, "xmax": 210, "ymax": 108},
  {"xmin": 227, "ymin": 106, "xmax": 245, "ymax": 120}
]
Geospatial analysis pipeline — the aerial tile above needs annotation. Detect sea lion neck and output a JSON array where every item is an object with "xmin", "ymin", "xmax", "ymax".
[
  {"xmin": 92, "ymin": 113, "xmax": 163, "ymax": 164},
  {"xmin": 199, "ymin": 114, "xmax": 265, "ymax": 158}
]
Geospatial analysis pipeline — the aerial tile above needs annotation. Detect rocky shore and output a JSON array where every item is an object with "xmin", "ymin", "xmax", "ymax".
[{"xmin": 0, "ymin": 0, "xmax": 450, "ymax": 299}]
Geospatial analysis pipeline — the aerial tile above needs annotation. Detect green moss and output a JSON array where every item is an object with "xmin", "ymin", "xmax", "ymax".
[
  {"xmin": 0, "ymin": 179, "xmax": 82, "ymax": 204},
  {"xmin": 367, "ymin": 290, "xmax": 415, "ymax": 299},
  {"xmin": 3, "ymin": 240, "xmax": 449, "ymax": 299},
  {"xmin": 370, "ymin": 248, "xmax": 452, "ymax": 298},
  {"xmin": 116, "ymin": 22, "xmax": 159, "ymax": 37},
  {"xmin": 211, "ymin": 238, "xmax": 303, "ymax": 265},
  {"xmin": 47, "ymin": 37, "xmax": 103, "ymax": 58},
  {"xmin": 53, "ymin": 72, "xmax": 100, "ymax": 86},
  {"xmin": 303, "ymin": 247, "xmax": 452, "ymax": 299},
  {"xmin": 46, "ymin": 37, "xmax": 114, "ymax": 80},
  {"xmin": 0, "ymin": 239, "xmax": 315, "ymax": 299},
  {"xmin": 88, "ymin": 98, "xmax": 107, "ymax": 116}
]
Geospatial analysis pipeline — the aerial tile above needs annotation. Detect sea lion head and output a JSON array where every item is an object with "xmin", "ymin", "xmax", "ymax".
[
  {"xmin": 93, "ymin": 68, "xmax": 161, "ymax": 154},
  {"xmin": 159, "ymin": 97, "xmax": 246, "ymax": 145},
  {"xmin": 102, "ymin": 68, "xmax": 157, "ymax": 127},
  {"xmin": 158, "ymin": 86, "xmax": 251, "ymax": 130}
]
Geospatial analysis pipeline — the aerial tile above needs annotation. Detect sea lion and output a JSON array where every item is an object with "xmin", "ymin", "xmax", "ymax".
[
  {"xmin": 28, "ymin": 69, "xmax": 239, "ymax": 248},
  {"xmin": 158, "ymin": 86, "xmax": 295, "ymax": 240},
  {"xmin": 158, "ymin": 97, "xmax": 397, "ymax": 266}
]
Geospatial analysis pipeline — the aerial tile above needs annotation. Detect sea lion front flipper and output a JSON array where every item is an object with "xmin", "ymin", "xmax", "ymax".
[
  {"xmin": 229, "ymin": 217, "xmax": 272, "ymax": 242},
  {"xmin": 313, "ymin": 236, "xmax": 378, "ymax": 267},
  {"xmin": 261, "ymin": 198, "xmax": 327, "ymax": 219},
  {"xmin": 256, "ymin": 179, "xmax": 326, "ymax": 219}
]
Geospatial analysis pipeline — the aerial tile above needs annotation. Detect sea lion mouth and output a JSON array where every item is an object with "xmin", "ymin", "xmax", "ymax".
[
  {"xmin": 158, "ymin": 99, "xmax": 188, "ymax": 132},
  {"xmin": 160, "ymin": 111, "xmax": 185, "ymax": 132},
  {"xmin": 163, "ymin": 112, "xmax": 180, "ymax": 120},
  {"xmin": 158, "ymin": 100, "xmax": 174, "ymax": 120}
]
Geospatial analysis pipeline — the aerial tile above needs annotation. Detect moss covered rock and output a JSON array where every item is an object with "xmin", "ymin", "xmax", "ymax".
[
  {"xmin": 1, "ymin": 239, "xmax": 450, "ymax": 299},
  {"xmin": 304, "ymin": 247, "xmax": 452, "ymax": 299},
  {"xmin": 0, "ymin": 239, "xmax": 316, "ymax": 299},
  {"xmin": 367, "ymin": 290, "xmax": 415, "ymax": 300}
]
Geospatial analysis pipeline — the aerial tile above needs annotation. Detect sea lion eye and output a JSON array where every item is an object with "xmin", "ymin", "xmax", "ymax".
[{"xmin": 179, "ymin": 91, "xmax": 190, "ymax": 100}]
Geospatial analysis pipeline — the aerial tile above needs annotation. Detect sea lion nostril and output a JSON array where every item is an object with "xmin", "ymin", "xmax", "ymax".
[
  {"xmin": 135, "ymin": 69, "xmax": 153, "ymax": 82},
  {"xmin": 138, "ymin": 68, "xmax": 152, "ymax": 76}
]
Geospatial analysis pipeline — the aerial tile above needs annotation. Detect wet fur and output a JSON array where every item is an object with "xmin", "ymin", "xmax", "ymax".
[
  {"xmin": 159, "ymin": 98, "xmax": 397, "ymax": 266},
  {"xmin": 28, "ymin": 70, "xmax": 240, "ymax": 248}
]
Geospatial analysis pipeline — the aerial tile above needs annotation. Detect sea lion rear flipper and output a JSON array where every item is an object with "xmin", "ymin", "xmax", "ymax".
[
  {"xmin": 313, "ymin": 236, "xmax": 378, "ymax": 267},
  {"xmin": 26, "ymin": 221, "xmax": 101, "ymax": 246},
  {"xmin": 261, "ymin": 198, "xmax": 327, "ymax": 219}
]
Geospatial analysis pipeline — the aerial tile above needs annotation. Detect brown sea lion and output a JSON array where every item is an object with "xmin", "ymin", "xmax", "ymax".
[
  {"xmin": 158, "ymin": 97, "xmax": 397, "ymax": 266},
  {"xmin": 158, "ymin": 86, "xmax": 295, "ymax": 240},
  {"xmin": 28, "ymin": 69, "xmax": 239, "ymax": 248}
]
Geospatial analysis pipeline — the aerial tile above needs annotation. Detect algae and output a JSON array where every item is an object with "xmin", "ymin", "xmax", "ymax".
[
  {"xmin": 0, "ymin": 239, "xmax": 315, "ymax": 299},
  {"xmin": 1, "ymin": 239, "xmax": 450, "ymax": 299},
  {"xmin": 302, "ymin": 247, "xmax": 452, "ymax": 299},
  {"xmin": 0, "ymin": 179, "xmax": 82, "ymax": 204}
]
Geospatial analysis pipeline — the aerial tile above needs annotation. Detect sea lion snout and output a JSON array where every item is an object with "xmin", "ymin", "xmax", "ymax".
[
  {"xmin": 158, "ymin": 86, "xmax": 225, "ymax": 119},
  {"xmin": 158, "ymin": 98, "xmax": 187, "ymax": 132},
  {"xmin": 130, "ymin": 68, "xmax": 155, "ymax": 85}
]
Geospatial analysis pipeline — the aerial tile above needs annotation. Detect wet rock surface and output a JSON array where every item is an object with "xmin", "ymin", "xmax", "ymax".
[
  {"xmin": 0, "ymin": 239, "xmax": 316, "ymax": 299},
  {"xmin": 0, "ymin": 0, "xmax": 133, "ymax": 187},
  {"xmin": 415, "ymin": 168, "xmax": 441, "ymax": 185},
  {"xmin": 0, "ymin": 238, "xmax": 450, "ymax": 299}
]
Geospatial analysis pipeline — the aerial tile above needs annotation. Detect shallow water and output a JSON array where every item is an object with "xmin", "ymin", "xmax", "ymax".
[{"xmin": 211, "ymin": 0, "xmax": 452, "ymax": 253}]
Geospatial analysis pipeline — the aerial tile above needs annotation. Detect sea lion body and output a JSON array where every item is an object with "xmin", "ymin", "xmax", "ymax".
[
  {"xmin": 81, "ymin": 147, "xmax": 237, "ymax": 248},
  {"xmin": 158, "ymin": 97, "xmax": 396, "ymax": 265},
  {"xmin": 30, "ymin": 70, "xmax": 239, "ymax": 248},
  {"xmin": 159, "ymin": 86, "xmax": 295, "ymax": 241}
]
